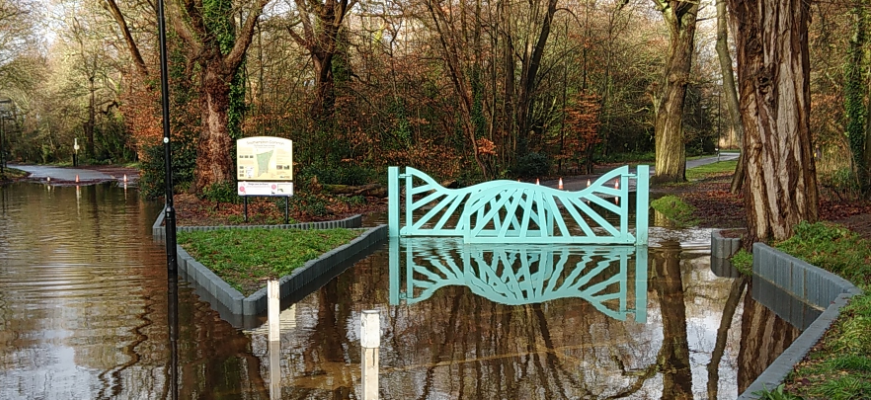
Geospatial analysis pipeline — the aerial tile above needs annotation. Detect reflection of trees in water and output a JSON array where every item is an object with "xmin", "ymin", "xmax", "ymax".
[
  {"xmin": 737, "ymin": 282, "xmax": 799, "ymax": 393},
  {"xmin": 707, "ymin": 276, "xmax": 748, "ymax": 399},
  {"xmin": 260, "ymin": 248, "xmax": 663, "ymax": 399},
  {"xmin": 651, "ymin": 240, "xmax": 692, "ymax": 400}
]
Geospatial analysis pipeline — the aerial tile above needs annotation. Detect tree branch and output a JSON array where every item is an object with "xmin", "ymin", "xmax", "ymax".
[
  {"xmin": 103, "ymin": 0, "xmax": 148, "ymax": 76},
  {"xmin": 225, "ymin": 0, "xmax": 270, "ymax": 71}
]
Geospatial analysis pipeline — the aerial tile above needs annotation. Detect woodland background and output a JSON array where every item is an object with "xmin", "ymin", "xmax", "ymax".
[{"xmin": 0, "ymin": 0, "xmax": 866, "ymax": 202}]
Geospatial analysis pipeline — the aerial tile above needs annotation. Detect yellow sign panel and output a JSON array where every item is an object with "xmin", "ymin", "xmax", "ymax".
[{"xmin": 236, "ymin": 137, "xmax": 293, "ymax": 181}]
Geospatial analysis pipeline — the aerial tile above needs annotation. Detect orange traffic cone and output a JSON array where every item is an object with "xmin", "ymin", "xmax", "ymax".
[
  {"xmin": 587, "ymin": 179, "xmax": 591, "ymax": 187},
  {"xmin": 123, "ymin": 174, "xmax": 128, "ymax": 183},
  {"xmin": 558, "ymin": 178, "xmax": 564, "ymax": 190},
  {"xmin": 75, "ymin": 175, "xmax": 79, "ymax": 183},
  {"xmin": 614, "ymin": 180, "xmax": 619, "ymax": 189},
  {"xmin": 536, "ymin": 178, "xmax": 540, "ymax": 185}
]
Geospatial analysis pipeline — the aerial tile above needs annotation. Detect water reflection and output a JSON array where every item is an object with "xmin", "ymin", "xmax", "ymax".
[
  {"xmin": 0, "ymin": 182, "xmax": 269, "ymax": 399},
  {"xmin": 389, "ymin": 237, "xmax": 648, "ymax": 321},
  {"xmin": 1, "ymin": 181, "xmax": 806, "ymax": 399}
]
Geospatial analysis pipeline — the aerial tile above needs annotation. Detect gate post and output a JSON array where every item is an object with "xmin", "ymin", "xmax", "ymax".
[
  {"xmin": 388, "ymin": 167, "xmax": 399, "ymax": 237},
  {"xmin": 635, "ymin": 165, "xmax": 649, "ymax": 246}
]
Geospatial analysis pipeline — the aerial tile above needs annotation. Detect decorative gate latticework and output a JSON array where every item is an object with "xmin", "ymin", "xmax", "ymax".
[
  {"xmin": 388, "ymin": 237, "xmax": 648, "ymax": 322},
  {"xmin": 388, "ymin": 166, "xmax": 649, "ymax": 245}
]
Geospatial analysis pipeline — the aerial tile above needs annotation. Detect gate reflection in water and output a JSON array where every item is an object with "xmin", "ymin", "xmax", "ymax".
[{"xmin": 389, "ymin": 237, "xmax": 648, "ymax": 322}]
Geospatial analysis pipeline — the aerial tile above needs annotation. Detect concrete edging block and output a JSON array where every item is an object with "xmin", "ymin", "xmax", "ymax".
[
  {"xmin": 711, "ymin": 230, "xmax": 742, "ymax": 260},
  {"xmin": 738, "ymin": 243, "xmax": 862, "ymax": 399},
  {"xmin": 165, "ymin": 221, "xmax": 388, "ymax": 318}
]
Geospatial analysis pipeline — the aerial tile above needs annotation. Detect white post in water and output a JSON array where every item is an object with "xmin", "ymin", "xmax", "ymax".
[
  {"xmin": 269, "ymin": 340, "xmax": 280, "ymax": 400},
  {"xmin": 268, "ymin": 280, "xmax": 280, "ymax": 341},
  {"xmin": 268, "ymin": 279, "xmax": 280, "ymax": 399},
  {"xmin": 361, "ymin": 310, "xmax": 380, "ymax": 400}
]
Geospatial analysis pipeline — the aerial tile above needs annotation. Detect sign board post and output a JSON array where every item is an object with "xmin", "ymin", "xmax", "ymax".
[{"xmin": 236, "ymin": 137, "xmax": 294, "ymax": 223}]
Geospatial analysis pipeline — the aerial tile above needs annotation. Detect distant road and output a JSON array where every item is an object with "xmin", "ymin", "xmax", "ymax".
[
  {"xmin": 546, "ymin": 152, "xmax": 740, "ymax": 191},
  {"xmin": 8, "ymin": 164, "xmax": 130, "ymax": 185}
]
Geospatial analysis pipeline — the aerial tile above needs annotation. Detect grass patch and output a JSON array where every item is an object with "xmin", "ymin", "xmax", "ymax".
[
  {"xmin": 754, "ymin": 384, "xmax": 804, "ymax": 400},
  {"xmin": 774, "ymin": 221, "xmax": 871, "ymax": 285},
  {"xmin": 178, "ymin": 228, "xmax": 361, "ymax": 296},
  {"xmin": 651, "ymin": 194, "xmax": 699, "ymax": 227},
  {"xmin": 1, "ymin": 167, "xmax": 29, "ymax": 181},
  {"xmin": 772, "ymin": 221, "xmax": 871, "ymax": 399},
  {"xmin": 685, "ymin": 160, "xmax": 738, "ymax": 181},
  {"xmin": 730, "ymin": 249, "xmax": 753, "ymax": 276}
]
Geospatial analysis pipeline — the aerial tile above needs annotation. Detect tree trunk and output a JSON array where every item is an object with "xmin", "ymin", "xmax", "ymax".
[
  {"xmin": 729, "ymin": 0, "xmax": 819, "ymax": 241},
  {"xmin": 652, "ymin": 241, "xmax": 692, "ymax": 400},
  {"xmin": 730, "ymin": 153, "xmax": 745, "ymax": 193},
  {"xmin": 87, "ymin": 76, "xmax": 96, "ymax": 157},
  {"xmin": 169, "ymin": 0, "xmax": 266, "ymax": 194},
  {"xmin": 652, "ymin": 0, "xmax": 699, "ymax": 183},
  {"xmin": 847, "ymin": 0, "xmax": 869, "ymax": 193},
  {"xmin": 716, "ymin": 0, "xmax": 746, "ymax": 193},
  {"xmin": 515, "ymin": 0, "xmax": 558, "ymax": 152},
  {"xmin": 737, "ymin": 288, "xmax": 799, "ymax": 392},
  {"xmin": 288, "ymin": 0, "xmax": 352, "ymax": 123},
  {"xmin": 194, "ymin": 66, "xmax": 235, "ymax": 191}
]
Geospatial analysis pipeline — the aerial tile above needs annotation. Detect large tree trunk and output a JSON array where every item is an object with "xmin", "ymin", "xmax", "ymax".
[
  {"xmin": 715, "ymin": 0, "xmax": 746, "ymax": 193},
  {"xmin": 652, "ymin": 0, "xmax": 699, "ymax": 183},
  {"xmin": 170, "ymin": 0, "xmax": 266, "ymax": 193},
  {"xmin": 194, "ymin": 67, "xmax": 235, "ymax": 191},
  {"xmin": 729, "ymin": 0, "xmax": 819, "ymax": 241}
]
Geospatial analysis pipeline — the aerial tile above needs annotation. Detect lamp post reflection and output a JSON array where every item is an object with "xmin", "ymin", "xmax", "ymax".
[{"xmin": 168, "ymin": 270, "xmax": 179, "ymax": 400}]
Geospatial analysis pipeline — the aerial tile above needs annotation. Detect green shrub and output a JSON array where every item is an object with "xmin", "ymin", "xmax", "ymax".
[
  {"xmin": 139, "ymin": 141, "xmax": 197, "ymax": 200},
  {"xmin": 731, "ymin": 249, "xmax": 753, "ymax": 276},
  {"xmin": 514, "ymin": 152, "xmax": 550, "ymax": 178},
  {"xmin": 298, "ymin": 158, "xmax": 374, "ymax": 186},
  {"xmin": 202, "ymin": 181, "xmax": 239, "ymax": 205}
]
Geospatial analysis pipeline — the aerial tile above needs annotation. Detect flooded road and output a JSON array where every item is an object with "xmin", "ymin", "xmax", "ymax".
[{"xmin": 0, "ymin": 180, "xmax": 799, "ymax": 399}]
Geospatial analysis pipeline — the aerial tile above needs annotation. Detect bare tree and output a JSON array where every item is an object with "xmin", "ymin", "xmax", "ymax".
[{"xmin": 286, "ymin": 0, "xmax": 357, "ymax": 122}]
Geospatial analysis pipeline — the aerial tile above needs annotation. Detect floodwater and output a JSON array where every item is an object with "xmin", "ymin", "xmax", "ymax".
[{"xmin": 0, "ymin": 181, "xmax": 803, "ymax": 399}]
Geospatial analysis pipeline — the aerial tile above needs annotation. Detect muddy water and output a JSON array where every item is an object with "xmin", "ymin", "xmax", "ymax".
[{"xmin": 0, "ymin": 181, "xmax": 799, "ymax": 399}]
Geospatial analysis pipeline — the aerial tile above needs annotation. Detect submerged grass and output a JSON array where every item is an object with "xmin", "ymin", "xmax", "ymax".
[
  {"xmin": 651, "ymin": 194, "xmax": 699, "ymax": 227},
  {"xmin": 766, "ymin": 222, "xmax": 871, "ymax": 400},
  {"xmin": 177, "ymin": 228, "xmax": 361, "ymax": 296}
]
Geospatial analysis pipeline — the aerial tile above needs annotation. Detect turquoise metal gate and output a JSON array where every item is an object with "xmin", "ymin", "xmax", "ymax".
[{"xmin": 388, "ymin": 166, "xmax": 649, "ymax": 245}]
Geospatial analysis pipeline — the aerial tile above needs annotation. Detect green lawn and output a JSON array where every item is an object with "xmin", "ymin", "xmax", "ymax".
[
  {"xmin": 743, "ymin": 222, "xmax": 871, "ymax": 399},
  {"xmin": 178, "ymin": 228, "xmax": 361, "ymax": 296},
  {"xmin": 685, "ymin": 160, "xmax": 737, "ymax": 181}
]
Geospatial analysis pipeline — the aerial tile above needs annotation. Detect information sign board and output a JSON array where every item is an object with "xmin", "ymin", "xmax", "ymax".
[
  {"xmin": 237, "ymin": 137, "xmax": 293, "ymax": 181},
  {"xmin": 237, "ymin": 137, "xmax": 294, "ymax": 196}
]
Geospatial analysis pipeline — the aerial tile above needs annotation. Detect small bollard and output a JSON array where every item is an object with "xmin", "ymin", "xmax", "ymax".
[
  {"xmin": 268, "ymin": 279, "xmax": 281, "ymax": 399},
  {"xmin": 268, "ymin": 280, "xmax": 280, "ymax": 342},
  {"xmin": 269, "ymin": 340, "xmax": 281, "ymax": 399},
  {"xmin": 361, "ymin": 310, "xmax": 379, "ymax": 400}
]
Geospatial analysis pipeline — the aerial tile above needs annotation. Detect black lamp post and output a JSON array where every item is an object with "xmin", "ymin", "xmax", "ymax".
[
  {"xmin": 156, "ymin": 0, "xmax": 177, "ymax": 273},
  {"xmin": 156, "ymin": 3, "xmax": 179, "ymax": 398}
]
